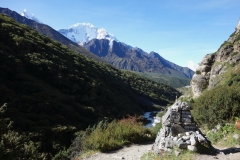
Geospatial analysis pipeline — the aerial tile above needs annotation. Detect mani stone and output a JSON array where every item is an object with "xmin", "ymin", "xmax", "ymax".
[
  {"xmin": 152, "ymin": 100, "xmax": 213, "ymax": 154},
  {"xmin": 171, "ymin": 124, "xmax": 185, "ymax": 136}
]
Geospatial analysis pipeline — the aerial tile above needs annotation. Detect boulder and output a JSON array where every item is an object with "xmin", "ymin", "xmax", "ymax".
[
  {"xmin": 190, "ymin": 135, "xmax": 197, "ymax": 146},
  {"xmin": 187, "ymin": 145, "xmax": 197, "ymax": 152},
  {"xmin": 191, "ymin": 74, "xmax": 208, "ymax": 98}
]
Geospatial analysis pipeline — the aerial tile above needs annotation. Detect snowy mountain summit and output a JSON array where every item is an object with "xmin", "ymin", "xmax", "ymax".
[
  {"xmin": 21, "ymin": 9, "xmax": 42, "ymax": 23},
  {"xmin": 58, "ymin": 23, "xmax": 117, "ymax": 45}
]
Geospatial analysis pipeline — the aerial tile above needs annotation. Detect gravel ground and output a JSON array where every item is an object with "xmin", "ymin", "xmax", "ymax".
[
  {"xmin": 82, "ymin": 144, "xmax": 240, "ymax": 160},
  {"xmin": 194, "ymin": 145, "xmax": 240, "ymax": 160},
  {"xmin": 82, "ymin": 143, "xmax": 152, "ymax": 160}
]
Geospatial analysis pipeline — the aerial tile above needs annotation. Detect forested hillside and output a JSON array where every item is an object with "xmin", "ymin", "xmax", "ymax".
[
  {"xmin": 0, "ymin": 14, "xmax": 180, "ymax": 158},
  {"xmin": 133, "ymin": 71, "xmax": 191, "ymax": 88}
]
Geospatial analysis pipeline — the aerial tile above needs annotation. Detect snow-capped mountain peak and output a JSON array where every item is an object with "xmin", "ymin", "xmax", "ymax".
[
  {"xmin": 58, "ymin": 23, "xmax": 117, "ymax": 46},
  {"xmin": 20, "ymin": 9, "xmax": 42, "ymax": 23}
]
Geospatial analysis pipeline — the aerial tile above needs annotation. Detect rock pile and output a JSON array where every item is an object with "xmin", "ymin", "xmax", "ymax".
[{"xmin": 152, "ymin": 100, "xmax": 213, "ymax": 154}]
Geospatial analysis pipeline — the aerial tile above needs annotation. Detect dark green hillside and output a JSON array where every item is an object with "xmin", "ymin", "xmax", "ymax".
[
  {"xmin": 0, "ymin": 14, "xmax": 180, "ymax": 157},
  {"xmin": 132, "ymin": 71, "xmax": 191, "ymax": 88}
]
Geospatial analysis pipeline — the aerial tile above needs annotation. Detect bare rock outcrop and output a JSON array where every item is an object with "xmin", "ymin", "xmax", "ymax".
[
  {"xmin": 191, "ymin": 54, "xmax": 214, "ymax": 97},
  {"xmin": 191, "ymin": 19, "xmax": 240, "ymax": 98}
]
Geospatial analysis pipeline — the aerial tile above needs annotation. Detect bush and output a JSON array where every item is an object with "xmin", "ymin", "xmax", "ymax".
[
  {"xmin": 70, "ymin": 116, "xmax": 153, "ymax": 158},
  {"xmin": 206, "ymin": 122, "xmax": 240, "ymax": 146},
  {"xmin": 192, "ymin": 85, "xmax": 240, "ymax": 128},
  {"xmin": 150, "ymin": 122, "xmax": 162, "ymax": 136},
  {"xmin": 0, "ymin": 104, "xmax": 45, "ymax": 159},
  {"xmin": 195, "ymin": 70, "xmax": 201, "ymax": 75},
  {"xmin": 231, "ymin": 52, "xmax": 239, "ymax": 57},
  {"xmin": 52, "ymin": 149, "xmax": 70, "ymax": 160}
]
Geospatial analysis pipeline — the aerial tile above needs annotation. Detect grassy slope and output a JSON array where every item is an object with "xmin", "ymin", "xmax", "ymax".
[
  {"xmin": 0, "ymin": 14, "xmax": 180, "ymax": 155},
  {"xmin": 132, "ymin": 71, "xmax": 191, "ymax": 88}
]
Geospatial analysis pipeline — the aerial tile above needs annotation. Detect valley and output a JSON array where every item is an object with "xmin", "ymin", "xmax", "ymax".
[
  {"xmin": 1, "ymin": 3, "xmax": 240, "ymax": 160},
  {"xmin": 0, "ymin": 14, "xmax": 179, "ymax": 159},
  {"xmin": 0, "ymin": 7, "xmax": 194, "ymax": 88}
]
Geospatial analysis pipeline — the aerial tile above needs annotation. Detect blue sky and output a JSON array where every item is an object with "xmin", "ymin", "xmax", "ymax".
[{"xmin": 2, "ymin": 0, "xmax": 240, "ymax": 70}]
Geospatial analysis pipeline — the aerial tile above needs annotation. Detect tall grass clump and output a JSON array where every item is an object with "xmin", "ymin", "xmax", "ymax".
[{"xmin": 70, "ymin": 116, "xmax": 154, "ymax": 158}]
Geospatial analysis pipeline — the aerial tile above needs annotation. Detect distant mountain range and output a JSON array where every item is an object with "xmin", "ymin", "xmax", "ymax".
[
  {"xmin": 84, "ymin": 39, "xmax": 194, "ymax": 78},
  {"xmin": 57, "ymin": 19, "xmax": 194, "ymax": 79},
  {"xmin": 0, "ymin": 7, "xmax": 194, "ymax": 82}
]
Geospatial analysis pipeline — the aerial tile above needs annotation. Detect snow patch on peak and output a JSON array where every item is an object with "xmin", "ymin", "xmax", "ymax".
[
  {"xmin": 109, "ymin": 39, "xmax": 115, "ymax": 48},
  {"xmin": 97, "ymin": 28, "xmax": 108, "ymax": 39},
  {"xmin": 20, "ymin": 9, "xmax": 42, "ymax": 23},
  {"xmin": 58, "ymin": 22, "xmax": 117, "ymax": 46}
]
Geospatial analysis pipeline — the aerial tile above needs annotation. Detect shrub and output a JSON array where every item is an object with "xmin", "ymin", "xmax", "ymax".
[
  {"xmin": 206, "ymin": 122, "xmax": 240, "ymax": 146},
  {"xmin": 195, "ymin": 70, "xmax": 201, "ymax": 75},
  {"xmin": 231, "ymin": 52, "xmax": 239, "ymax": 57},
  {"xmin": 0, "ymin": 104, "xmax": 44, "ymax": 159},
  {"xmin": 235, "ymin": 120, "xmax": 240, "ymax": 129},
  {"xmin": 52, "ymin": 149, "xmax": 70, "ymax": 160},
  {"xmin": 150, "ymin": 122, "xmax": 162, "ymax": 136},
  {"xmin": 70, "ymin": 116, "xmax": 153, "ymax": 158},
  {"xmin": 219, "ymin": 41, "xmax": 233, "ymax": 49},
  {"xmin": 192, "ymin": 85, "xmax": 240, "ymax": 128}
]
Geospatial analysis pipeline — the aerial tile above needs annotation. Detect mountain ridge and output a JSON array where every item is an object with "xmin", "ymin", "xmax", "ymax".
[
  {"xmin": 84, "ymin": 38, "xmax": 194, "ymax": 79},
  {"xmin": 57, "ymin": 21, "xmax": 194, "ymax": 79},
  {"xmin": 0, "ymin": 7, "xmax": 194, "ymax": 88},
  {"xmin": 20, "ymin": 9, "xmax": 42, "ymax": 23},
  {"xmin": 0, "ymin": 7, "xmax": 104, "ymax": 62}
]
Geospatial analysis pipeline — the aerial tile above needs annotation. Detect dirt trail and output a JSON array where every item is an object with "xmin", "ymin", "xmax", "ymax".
[
  {"xmin": 194, "ymin": 145, "xmax": 240, "ymax": 160},
  {"xmin": 82, "ymin": 143, "xmax": 240, "ymax": 160},
  {"xmin": 82, "ymin": 143, "xmax": 152, "ymax": 160}
]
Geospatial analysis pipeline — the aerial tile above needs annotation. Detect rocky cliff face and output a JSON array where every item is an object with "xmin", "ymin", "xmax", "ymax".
[{"xmin": 191, "ymin": 22, "xmax": 240, "ymax": 97}]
